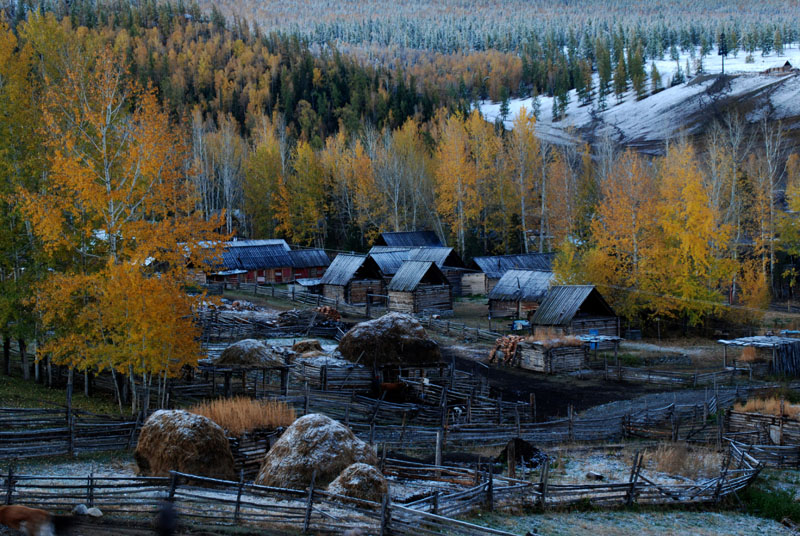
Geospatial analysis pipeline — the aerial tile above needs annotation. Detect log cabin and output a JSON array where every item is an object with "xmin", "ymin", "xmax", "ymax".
[
  {"xmin": 387, "ymin": 260, "xmax": 453, "ymax": 314},
  {"xmin": 464, "ymin": 253, "xmax": 555, "ymax": 295},
  {"xmin": 320, "ymin": 254, "xmax": 385, "ymax": 304},
  {"xmin": 487, "ymin": 270, "xmax": 554, "ymax": 319},
  {"xmin": 531, "ymin": 285, "xmax": 619, "ymax": 339}
]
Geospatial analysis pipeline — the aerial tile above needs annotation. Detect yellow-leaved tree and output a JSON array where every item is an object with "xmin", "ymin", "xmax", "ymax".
[{"xmin": 21, "ymin": 47, "xmax": 224, "ymax": 413}]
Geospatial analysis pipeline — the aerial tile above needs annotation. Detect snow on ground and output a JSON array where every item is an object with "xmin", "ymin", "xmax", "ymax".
[{"xmin": 480, "ymin": 44, "xmax": 800, "ymax": 148}]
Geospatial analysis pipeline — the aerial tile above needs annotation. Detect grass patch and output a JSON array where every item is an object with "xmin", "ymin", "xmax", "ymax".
[
  {"xmin": 735, "ymin": 396, "xmax": 800, "ymax": 418},
  {"xmin": 740, "ymin": 483, "xmax": 800, "ymax": 524},
  {"xmin": 644, "ymin": 443, "xmax": 722, "ymax": 479},
  {"xmin": 0, "ymin": 373, "xmax": 128, "ymax": 416},
  {"xmin": 188, "ymin": 396, "xmax": 296, "ymax": 435}
]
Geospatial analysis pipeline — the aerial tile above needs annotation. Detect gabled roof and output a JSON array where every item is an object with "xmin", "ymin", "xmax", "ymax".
[
  {"xmin": 388, "ymin": 260, "xmax": 449, "ymax": 292},
  {"xmin": 369, "ymin": 250, "xmax": 410, "ymax": 275},
  {"xmin": 407, "ymin": 247, "xmax": 466, "ymax": 269},
  {"xmin": 531, "ymin": 285, "xmax": 616, "ymax": 326},
  {"xmin": 320, "ymin": 254, "xmax": 382, "ymax": 286},
  {"xmin": 488, "ymin": 270, "xmax": 554, "ymax": 301},
  {"xmin": 374, "ymin": 231, "xmax": 443, "ymax": 248},
  {"xmin": 288, "ymin": 249, "xmax": 331, "ymax": 268},
  {"xmin": 471, "ymin": 253, "xmax": 555, "ymax": 279},
  {"xmin": 221, "ymin": 244, "xmax": 293, "ymax": 271}
]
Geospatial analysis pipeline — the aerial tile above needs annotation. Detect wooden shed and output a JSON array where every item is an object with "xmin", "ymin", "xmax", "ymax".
[
  {"xmin": 406, "ymin": 247, "xmax": 467, "ymax": 297},
  {"xmin": 487, "ymin": 270, "xmax": 554, "ymax": 319},
  {"xmin": 320, "ymin": 254, "xmax": 385, "ymax": 305},
  {"xmin": 531, "ymin": 285, "xmax": 619, "ymax": 338},
  {"xmin": 516, "ymin": 339, "xmax": 586, "ymax": 374},
  {"xmin": 288, "ymin": 249, "xmax": 331, "ymax": 280},
  {"xmin": 368, "ymin": 248, "xmax": 411, "ymax": 284},
  {"xmin": 209, "ymin": 241, "xmax": 293, "ymax": 284},
  {"xmin": 465, "ymin": 253, "xmax": 555, "ymax": 295},
  {"xmin": 387, "ymin": 260, "xmax": 452, "ymax": 314}
]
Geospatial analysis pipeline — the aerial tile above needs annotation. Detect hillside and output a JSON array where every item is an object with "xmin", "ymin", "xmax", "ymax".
[{"xmin": 482, "ymin": 48, "xmax": 800, "ymax": 152}]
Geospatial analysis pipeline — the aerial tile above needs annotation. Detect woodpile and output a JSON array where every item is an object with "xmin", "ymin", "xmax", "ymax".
[
  {"xmin": 488, "ymin": 336, "xmax": 526, "ymax": 365},
  {"xmin": 314, "ymin": 306, "xmax": 341, "ymax": 321}
]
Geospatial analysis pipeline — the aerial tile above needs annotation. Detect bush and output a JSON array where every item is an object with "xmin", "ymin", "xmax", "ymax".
[
  {"xmin": 189, "ymin": 397, "xmax": 295, "ymax": 436},
  {"xmin": 741, "ymin": 485, "xmax": 800, "ymax": 523}
]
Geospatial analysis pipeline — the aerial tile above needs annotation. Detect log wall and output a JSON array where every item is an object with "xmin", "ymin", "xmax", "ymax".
[
  {"xmin": 348, "ymin": 279, "xmax": 384, "ymax": 304},
  {"xmin": 461, "ymin": 273, "xmax": 487, "ymax": 295},
  {"xmin": 518, "ymin": 345, "xmax": 586, "ymax": 374},
  {"xmin": 389, "ymin": 285, "xmax": 452, "ymax": 314}
]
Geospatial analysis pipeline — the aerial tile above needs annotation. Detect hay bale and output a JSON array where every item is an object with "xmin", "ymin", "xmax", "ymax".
[
  {"xmin": 135, "ymin": 410, "xmax": 236, "ymax": 480},
  {"xmin": 292, "ymin": 339, "xmax": 324, "ymax": 354},
  {"xmin": 215, "ymin": 339, "xmax": 277, "ymax": 366},
  {"xmin": 338, "ymin": 313, "xmax": 441, "ymax": 367},
  {"xmin": 327, "ymin": 463, "xmax": 388, "ymax": 502},
  {"xmin": 254, "ymin": 414, "xmax": 377, "ymax": 489}
]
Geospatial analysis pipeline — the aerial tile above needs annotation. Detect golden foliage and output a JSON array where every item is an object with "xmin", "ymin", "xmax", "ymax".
[{"xmin": 189, "ymin": 397, "xmax": 296, "ymax": 435}]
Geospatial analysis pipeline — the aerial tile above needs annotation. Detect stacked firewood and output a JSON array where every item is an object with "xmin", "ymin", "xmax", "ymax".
[
  {"xmin": 314, "ymin": 305, "xmax": 342, "ymax": 321},
  {"xmin": 488, "ymin": 335, "xmax": 526, "ymax": 365}
]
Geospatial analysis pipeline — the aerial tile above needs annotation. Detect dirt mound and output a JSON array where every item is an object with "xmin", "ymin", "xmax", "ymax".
[
  {"xmin": 215, "ymin": 339, "xmax": 276, "ymax": 366},
  {"xmin": 338, "ymin": 313, "xmax": 441, "ymax": 366},
  {"xmin": 327, "ymin": 463, "xmax": 388, "ymax": 502},
  {"xmin": 254, "ymin": 414, "xmax": 377, "ymax": 489},
  {"xmin": 292, "ymin": 339, "xmax": 324, "ymax": 354},
  {"xmin": 496, "ymin": 437, "xmax": 547, "ymax": 468},
  {"xmin": 134, "ymin": 410, "xmax": 236, "ymax": 480}
]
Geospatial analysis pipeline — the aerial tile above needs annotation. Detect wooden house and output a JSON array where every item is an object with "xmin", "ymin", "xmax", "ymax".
[
  {"xmin": 487, "ymin": 270, "xmax": 554, "ymax": 319},
  {"xmin": 387, "ymin": 260, "xmax": 452, "ymax": 314},
  {"xmin": 406, "ymin": 247, "xmax": 467, "ymax": 296},
  {"xmin": 368, "ymin": 248, "xmax": 411, "ymax": 284},
  {"xmin": 209, "ymin": 241, "xmax": 293, "ymax": 284},
  {"xmin": 465, "ymin": 253, "xmax": 555, "ymax": 295},
  {"xmin": 320, "ymin": 254, "xmax": 385, "ymax": 304},
  {"xmin": 516, "ymin": 339, "xmax": 586, "ymax": 374},
  {"xmin": 374, "ymin": 230, "xmax": 443, "ymax": 248},
  {"xmin": 288, "ymin": 249, "xmax": 331, "ymax": 279},
  {"xmin": 531, "ymin": 285, "xmax": 619, "ymax": 338}
]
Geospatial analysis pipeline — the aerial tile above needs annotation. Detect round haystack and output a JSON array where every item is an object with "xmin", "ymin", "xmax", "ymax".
[
  {"xmin": 135, "ymin": 410, "xmax": 236, "ymax": 480},
  {"xmin": 215, "ymin": 339, "xmax": 277, "ymax": 366},
  {"xmin": 337, "ymin": 313, "xmax": 441, "ymax": 367},
  {"xmin": 254, "ymin": 414, "xmax": 377, "ymax": 489},
  {"xmin": 327, "ymin": 463, "xmax": 388, "ymax": 502}
]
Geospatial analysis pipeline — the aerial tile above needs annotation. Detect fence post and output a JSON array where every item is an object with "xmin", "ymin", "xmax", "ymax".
[
  {"xmin": 432, "ymin": 490, "xmax": 440, "ymax": 515},
  {"xmin": 68, "ymin": 413, "xmax": 76, "ymax": 456},
  {"xmin": 508, "ymin": 439, "xmax": 516, "ymax": 479},
  {"xmin": 530, "ymin": 393, "xmax": 536, "ymax": 422},
  {"xmin": 568, "ymin": 405, "xmax": 574, "ymax": 443},
  {"xmin": 626, "ymin": 451, "xmax": 642, "ymax": 506},
  {"xmin": 168, "ymin": 472, "xmax": 178, "ymax": 503},
  {"xmin": 303, "ymin": 470, "xmax": 316, "ymax": 533},
  {"xmin": 5, "ymin": 464, "xmax": 14, "ymax": 505},
  {"xmin": 539, "ymin": 460, "xmax": 549, "ymax": 509},
  {"xmin": 87, "ymin": 471, "xmax": 94, "ymax": 508},
  {"xmin": 380, "ymin": 493, "xmax": 391, "ymax": 536},
  {"xmin": 486, "ymin": 470, "xmax": 494, "ymax": 511},
  {"xmin": 234, "ymin": 470, "xmax": 244, "ymax": 523}
]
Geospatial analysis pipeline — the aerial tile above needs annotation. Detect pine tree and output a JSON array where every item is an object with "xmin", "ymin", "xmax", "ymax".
[
  {"xmin": 650, "ymin": 62, "xmax": 662, "ymax": 93},
  {"xmin": 613, "ymin": 55, "xmax": 627, "ymax": 103}
]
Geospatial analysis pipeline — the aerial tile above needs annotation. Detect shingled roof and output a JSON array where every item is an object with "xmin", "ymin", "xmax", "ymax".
[
  {"xmin": 407, "ymin": 247, "xmax": 466, "ymax": 268},
  {"xmin": 369, "ymin": 250, "xmax": 410, "ymax": 275},
  {"xmin": 471, "ymin": 253, "xmax": 555, "ymax": 279},
  {"xmin": 388, "ymin": 260, "xmax": 449, "ymax": 292},
  {"xmin": 220, "ymin": 244, "xmax": 293, "ymax": 271},
  {"xmin": 531, "ymin": 285, "xmax": 615, "ymax": 326},
  {"xmin": 487, "ymin": 270, "xmax": 554, "ymax": 301},
  {"xmin": 320, "ymin": 254, "xmax": 382, "ymax": 286},
  {"xmin": 288, "ymin": 249, "xmax": 331, "ymax": 268},
  {"xmin": 374, "ymin": 231, "xmax": 443, "ymax": 247}
]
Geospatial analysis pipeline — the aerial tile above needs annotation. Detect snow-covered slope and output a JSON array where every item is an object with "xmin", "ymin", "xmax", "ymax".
[{"xmin": 481, "ymin": 45, "xmax": 800, "ymax": 152}]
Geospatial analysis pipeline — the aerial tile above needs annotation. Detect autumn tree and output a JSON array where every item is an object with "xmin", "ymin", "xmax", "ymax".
[
  {"xmin": 21, "ymin": 47, "xmax": 224, "ymax": 412},
  {"xmin": 275, "ymin": 140, "xmax": 326, "ymax": 247},
  {"xmin": 506, "ymin": 107, "xmax": 541, "ymax": 252}
]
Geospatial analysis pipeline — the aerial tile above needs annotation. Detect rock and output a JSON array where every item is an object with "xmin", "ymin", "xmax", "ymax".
[
  {"xmin": 72, "ymin": 504, "xmax": 89, "ymax": 515},
  {"xmin": 254, "ymin": 414, "xmax": 377, "ymax": 490},
  {"xmin": 327, "ymin": 463, "xmax": 388, "ymax": 503},
  {"xmin": 337, "ymin": 313, "xmax": 441, "ymax": 367},
  {"xmin": 215, "ymin": 339, "xmax": 277, "ymax": 366},
  {"xmin": 586, "ymin": 471, "xmax": 604, "ymax": 481},
  {"xmin": 292, "ymin": 339, "xmax": 324, "ymax": 354},
  {"xmin": 135, "ymin": 410, "xmax": 236, "ymax": 480},
  {"xmin": 86, "ymin": 507, "xmax": 103, "ymax": 518}
]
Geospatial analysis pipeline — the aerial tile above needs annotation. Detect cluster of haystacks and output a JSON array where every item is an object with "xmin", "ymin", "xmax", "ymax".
[
  {"xmin": 338, "ymin": 313, "xmax": 441, "ymax": 367},
  {"xmin": 255, "ymin": 414, "xmax": 377, "ymax": 490},
  {"xmin": 214, "ymin": 339, "xmax": 280, "ymax": 366},
  {"xmin": 327, "ymin": 463, "xmax": 388, "ymax": 502},
  {"xmin": 135, "ymin": 410, "xmax": 236, "ymax": 480}
]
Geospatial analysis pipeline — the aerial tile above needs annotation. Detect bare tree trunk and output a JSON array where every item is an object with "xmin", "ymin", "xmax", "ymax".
[
  {"xmin": 19, "ymin": 338, "xmax": 28, "ymax": 380},
  {"xmin": 3, "ymin": 336, "xmax": 10, "ymax": 376}
]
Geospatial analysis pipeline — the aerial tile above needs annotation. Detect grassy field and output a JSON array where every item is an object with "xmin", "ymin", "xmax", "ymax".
[{"xmin": 0, "ymin": 372, "xmax": 130, "ymax": 416}]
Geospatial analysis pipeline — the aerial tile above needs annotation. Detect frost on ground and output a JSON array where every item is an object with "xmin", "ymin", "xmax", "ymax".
[{"xmin": 470, "ymin": 510, "xmax": 794, "ymax": 536}]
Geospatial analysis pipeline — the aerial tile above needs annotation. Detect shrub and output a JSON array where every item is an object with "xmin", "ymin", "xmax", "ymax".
[{"xmin": 189, "ymin": 397, "xmax": 296, "ymax": 436}]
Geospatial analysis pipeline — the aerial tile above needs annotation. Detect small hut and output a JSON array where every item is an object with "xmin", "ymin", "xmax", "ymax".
[
  {"xmin": 288, "ymin": 249, "xmax": 331, "ymax": 279},
  {"xmin": 320, "ymin": 254, "xmax": 385, "ymax": 304},
  {"xmin": 210, "ymin": 241, "xmax": 293, "ymax": 284},
  {"xmin": 465, "ymin": 253, "xmax": 555, "ymax": 295},
  {"xmin": 488, "ymin": 270, "xmax": 554, "ymax": 319},
  {"xmin": 516, "ymin": 339, "xmax": 586, "ymax": 374},
  {"xmin": 531, "ymin": 285, "xmax": 619, "ymax": 338},
  {"xmin": 406, "ymin": 247, "xmax": 467, "ymax": 296},
  {"xmin": 368, "ymin": 249, "xmax": 411, "ymax": 284},
  {"xmin": 387, "ymin": 260, "xmax": 452, "ymax": 314}
]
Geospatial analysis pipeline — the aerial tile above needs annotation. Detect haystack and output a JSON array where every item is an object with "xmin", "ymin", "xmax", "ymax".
[
  {"xmin": 337, "ymin": 313, "xmax": 441, "ymax": 367},
  {"xmin": 214, "ymin": 339, "xmax": 277, "ymax": 366},
  {"xmin": 135, "ymin": 410, "xmax": 236, "ymax": 480},
  {"xmin": 254, "ymin": 414, "xmax": 377, "ymax": 489},
  {"xmin": 327, "ymin": 463, "xmax": 388, "ymax": 502}
]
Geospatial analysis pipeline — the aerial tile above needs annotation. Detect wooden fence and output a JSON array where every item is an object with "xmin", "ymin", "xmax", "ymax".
[{"xmin": 0, "ymin": 445, "xmax": 761, "ymax": 535}]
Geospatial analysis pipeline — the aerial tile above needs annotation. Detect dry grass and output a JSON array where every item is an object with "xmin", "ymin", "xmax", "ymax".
[
  {"xmin": 734, "ymin": 397, "xmax": 800, "ymax": 418},
  {"xmin": 189, "ymin": 397, "xmax": 296, "ymax": 436},
  {"xmin": 646, "ymin": 443, "xmax": 722, "ymax": 479}
]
